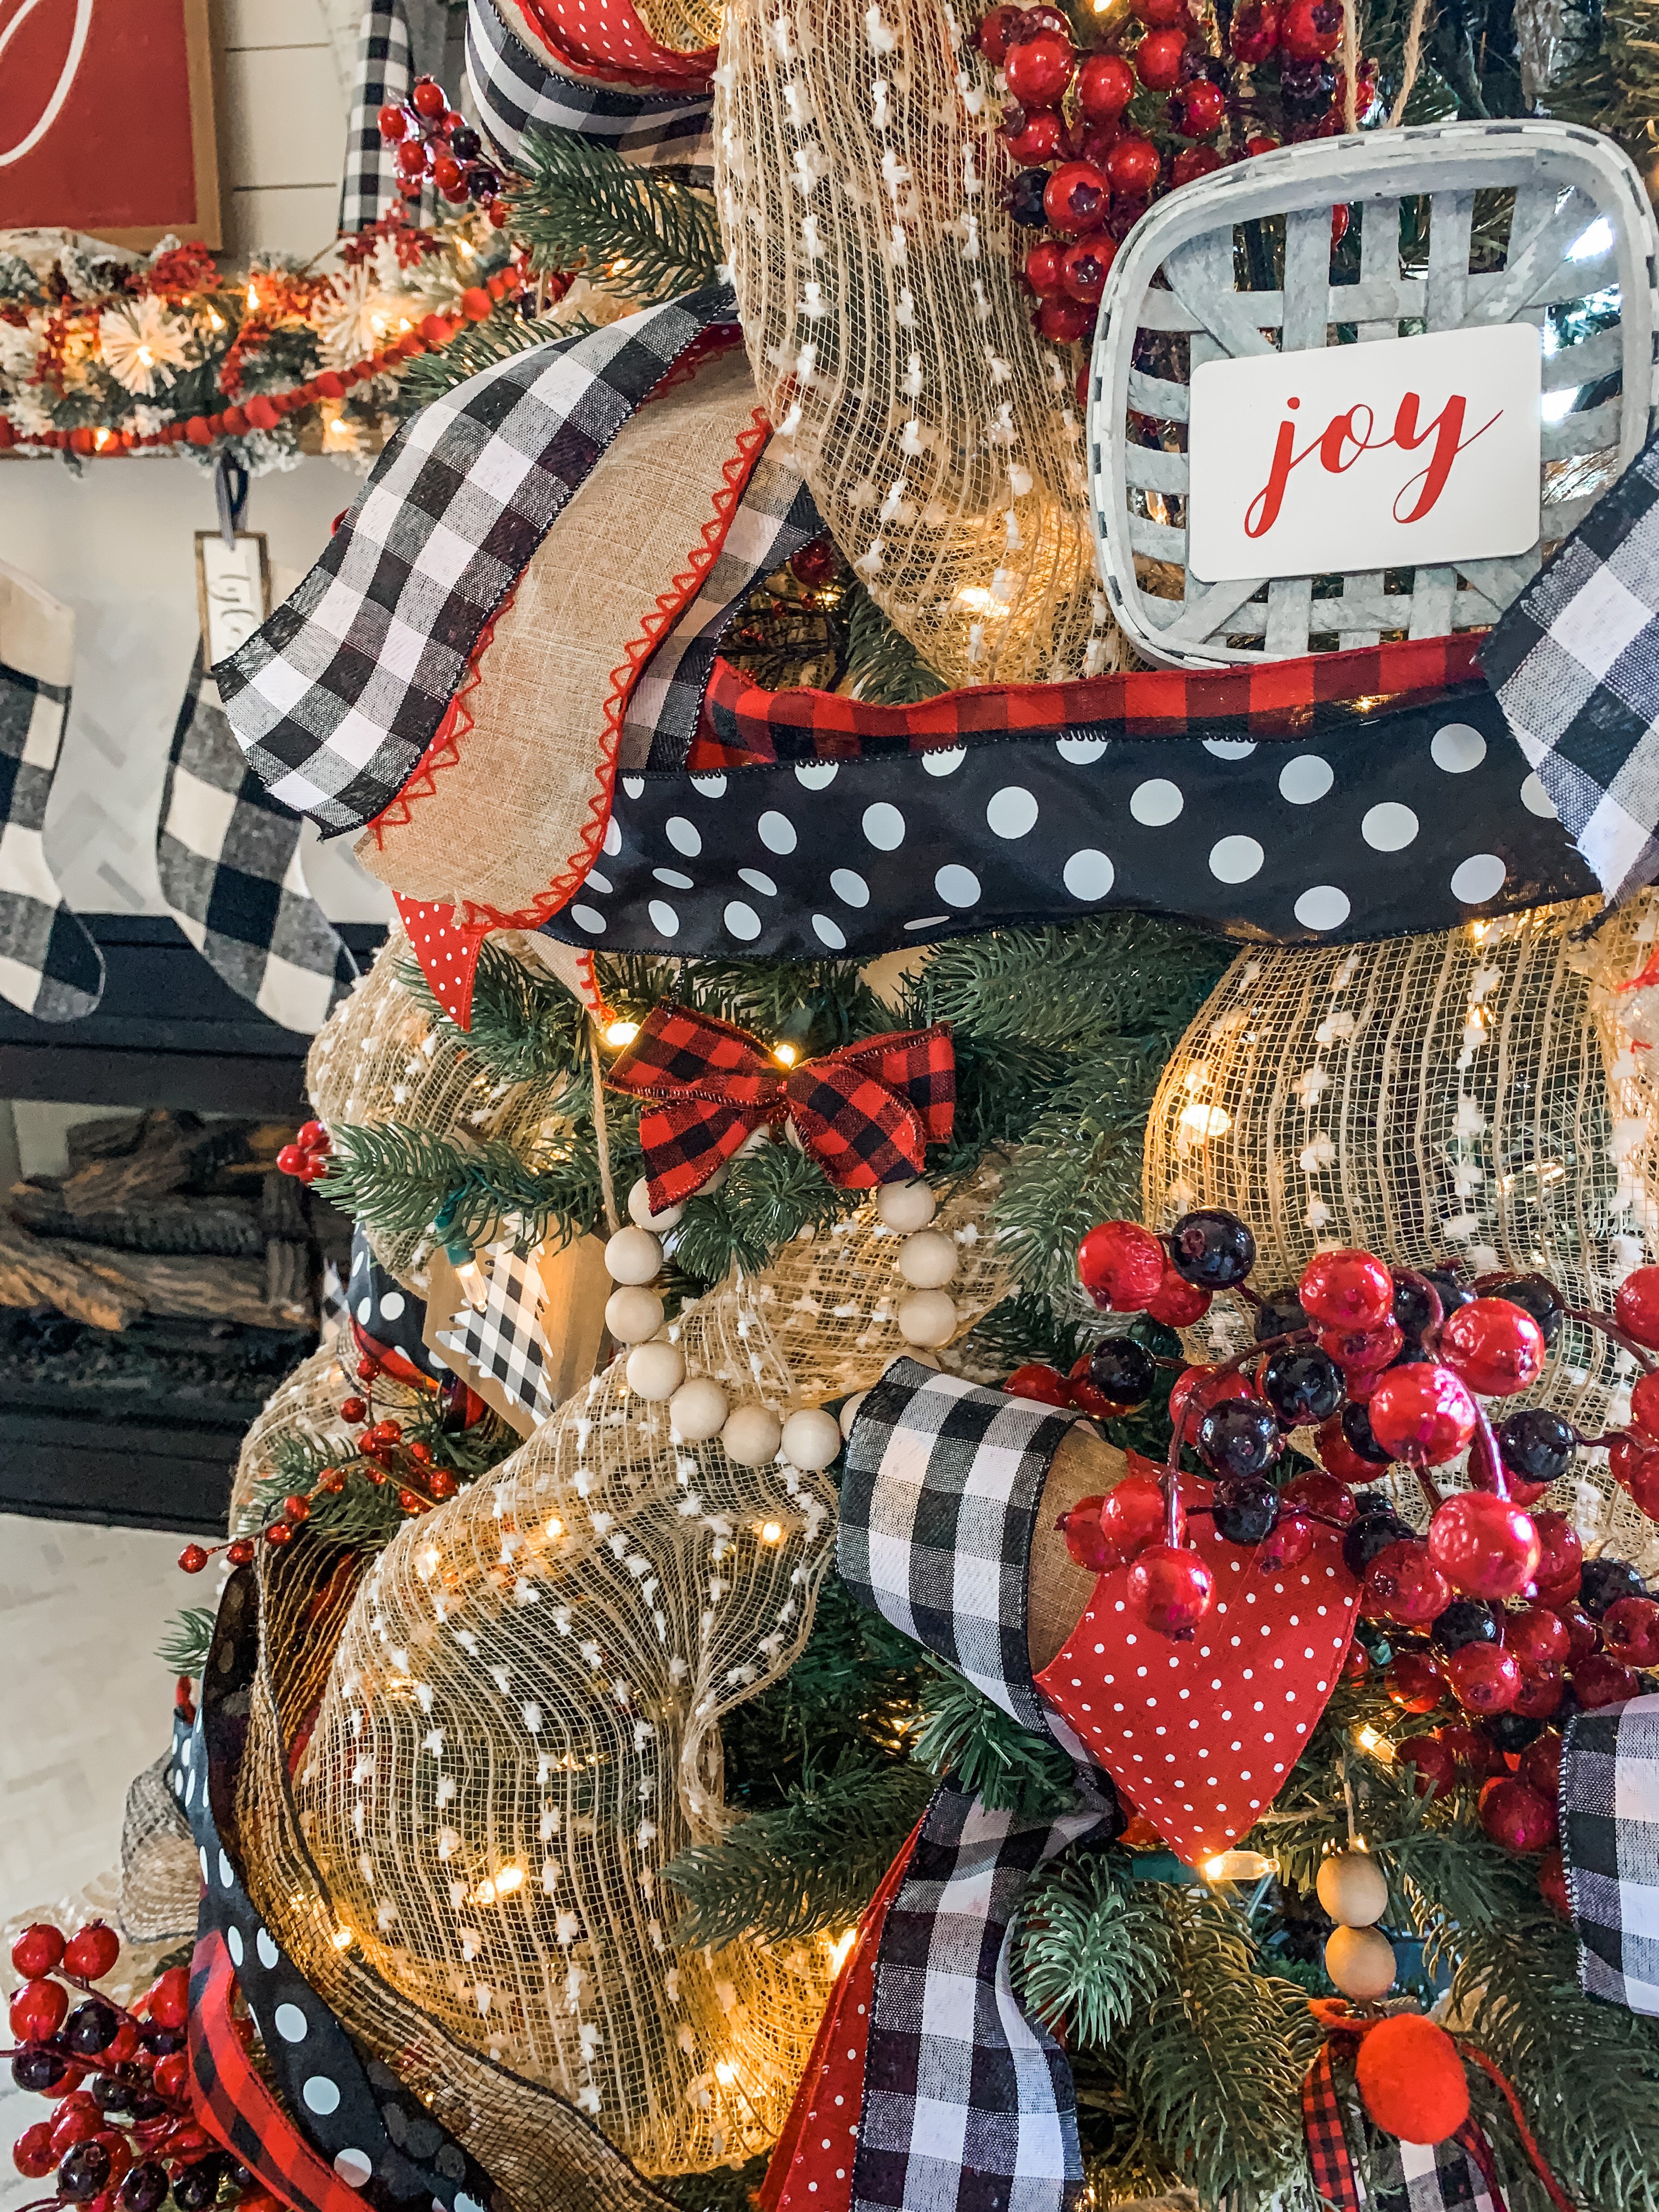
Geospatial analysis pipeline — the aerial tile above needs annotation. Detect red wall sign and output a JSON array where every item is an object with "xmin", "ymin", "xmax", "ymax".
[{"xmin": 0, "ymin": 0, "xmax": 220, "ymax": 248}]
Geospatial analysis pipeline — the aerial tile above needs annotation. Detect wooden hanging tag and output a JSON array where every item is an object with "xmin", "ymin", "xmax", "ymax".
[
  {"xmin": 533, "ymin": 1233, "xmax": 613, "ymax": 1403},
  {"xmin": 195, "ymin": 531, "xmax": 270, "ymax": 665}
]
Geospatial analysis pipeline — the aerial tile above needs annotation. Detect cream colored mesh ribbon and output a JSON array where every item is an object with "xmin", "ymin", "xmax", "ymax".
[
  {"xmin": 714, "ymin": 0, "xmax": 1125, "ymax": 689},
  {"xmin": 226, "ymin": 1340, "xmax": 434, "ymax": 1535}
]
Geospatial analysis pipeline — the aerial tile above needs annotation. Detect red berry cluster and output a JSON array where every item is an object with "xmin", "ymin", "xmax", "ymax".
[
  {"xmin": 176, "ymin": 1355, "xmax": 460, "ymax": 1579},
  {"xmin": 275, "ymin": 1119, "xmax": 330, "ymax": 1186},
  {"xmin": 1036, "ymin": 1210, "xmax": 1656, "ymax": 1671},
  {"xmin": 978, "ymin": 0, "xmax": 1373, "ymax": 353},
  {"xmin": 378, "ymin": 77, "xmax": 506, "ymax": 221},
  {"xmin": 7, "ymin": 1923, "xmax": 270, "ymax": 2212}
]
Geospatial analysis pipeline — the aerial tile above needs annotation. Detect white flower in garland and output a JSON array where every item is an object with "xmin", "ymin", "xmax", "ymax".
[
  {"xmin": 312, "ymin": 263, "xmax": 421, "ymax": 370},
  {"xmin": 98, "ymin": 297, "xmax": 190, "ymax": 396},
  {"xmin": 0, "ymin": 315, "xmax": 43, "ymax": 383}
]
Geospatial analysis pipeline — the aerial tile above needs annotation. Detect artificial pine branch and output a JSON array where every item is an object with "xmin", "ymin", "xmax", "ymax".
[
  {"xmin": 156, "ymin": 1606, "xmax": 218, "ymax": 1675},
  {"xmin": 1014, "ymin": 1850, "xmax": 1164, "ymax": 2047},
  {"xmin": 669, "ymin": 1139, "xmax": 861, "ymax": 1280},
  {"xmin": 397, "ymin": 939, "xmax": 589, "ymax": 1086},
  {"xmin": 913, "ymin": 1667, "xmax": 1078, "ymax": 1815},
  {"xmin": 506, "ymin": 131, "xmax": 723, "ymax": 301},
  {"xmin": 391, "ymin": 309, "xmax": 587, "ymax": 414},
  {"xmin": 842, "ymin": 583, "xmax": 947, "ymax": 705},
  {"xmin": 318, "ymin": 1121, "xmax": 594, "ymax": 1250}
]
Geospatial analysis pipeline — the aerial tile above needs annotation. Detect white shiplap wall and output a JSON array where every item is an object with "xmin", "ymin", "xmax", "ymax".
[{"xmin": 218, "ymin": 0, "xmax": 349, "ymax": 257}]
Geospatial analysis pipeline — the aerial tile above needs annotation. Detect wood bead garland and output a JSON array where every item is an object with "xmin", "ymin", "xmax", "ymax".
[
  {"xmin": 1324, "ymin": 1924, "xmax": 1398, "ymax": 2001},
  {"xmin": 1316, "ymin": 1849, "xmax": 1390, "ymax": 1929},
  {"xmin": 780, "ymin": 1408, "xmax": 844, "ymax": 1472},
  {"xmin": 896, "ymin": 1289, "xmax": 958, "ymax": 1348},
  {"xmin": 876, "ymin": 1179, "xmax": 938, "ymax": 1232},
  {"xmin": 1319, "ymin": 1846, "xmax": 1397, "ymax": 2000}
]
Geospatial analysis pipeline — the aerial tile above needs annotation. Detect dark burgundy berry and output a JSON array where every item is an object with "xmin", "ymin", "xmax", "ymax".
[
  {"xmin": 1007, "ymin": 168, "xmax": 1052, "ymax": 225},
  {"xmin": 1254, "ymin": 1289, "xmax": 1308, "ymax": 1342},
  {"xmin": 1393, "ymin": 1268, "xmax": 1471, "ymax": 1340},
  {"xmin": 1086, "ymin": 1338, "xmax": 1158, "ymax": 1407},
  {"xmin": 464, "ymin": 163, "xmax": 501, "ymax": 200},
  {"xmin": 450, "ymin": 125, "xmax": 482, "ymax": 161},
  {"xmin": 1341, "ymin": 1509, "xmax": 1413, "ymax": 1578},
  {"xmin": 59, "ymin": 2141, "xmax": 112, "ymax": 2203},
  {"xmin": 1261, "ymin": 1347, "xmax": 1343, "ymax": 1426},
  {"xmin": 1211, "ymin": 1475, "xmax": 1280, "ymax": 1545},
  {"xmin": 1475, "ymin": 1271, "xmax": 1564, "ymax": 1347},
  {"xmin": 129, "ymin": 2093, "xmax": 166, "ymax": 2122},
  {"xmin": 121, "ymin": 2163, "xmax": 170, "ymax": 2212},
  {"xmin": 140, "ymin": 2024, "xmax": 185, "ymax": 2056},
  {"xmin": 64, "ymin": 1997, "xmax": 119, "ymax": 2056},
  {"xmin": 1196, "ymin": 1398, "xmax": 1282, "ymax": 1480},
  {"xmin": 1498, "ymin": 1406, "xmax": 1575, "ymax": 1487},
  {"xmin": 1581, "ymin": 1556, "xmax": 1648, "ymax": 1617},
  {"xmin": 1169, "ymin": 1209, "xmax": 1256, "ymax": 1290},
  {"xmin": 12, "ymin": 2045, "xmax": 69, "ymax": 2091},
  {"xmin": 1430, "ymin": 1599, "xmax": 1500, "ymax": 1654},
  {"xmin": 90, "ymin": 2070, "xmax": 134, "ymax": 2113},
  {"xmin": 1485, "ymin": 1709, "xmax": 1543, "ymax": 1753},
  {"xmin": 171, "ymin": 2160, "xmax": 227, "ymax": 2212},
  {"xmin": 1340, "ymin": 1400, "xmax": 1395, "ymax": 1466}
]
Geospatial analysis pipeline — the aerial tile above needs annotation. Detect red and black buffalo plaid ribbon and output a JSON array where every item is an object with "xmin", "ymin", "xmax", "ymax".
[{"xmin": 607, "ymin": 1003, "xmax": 954, "ymax": 1211}]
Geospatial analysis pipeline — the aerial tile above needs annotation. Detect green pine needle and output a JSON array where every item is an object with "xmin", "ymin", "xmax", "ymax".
[
  {"xmin": 397, "ymin": 938, "xmax": 589, "ymax": 1087},
  {"xmin": 913, "ymin": 1667, "xmax": 1078, "ymax": 1816},
  {"xmin": 843, "ymin": 584, "xmax": 947, "ymax": 706},
  {"xmin": 156, "ymin": 1606, "xmax": 218, "ymax": 1676},
  {"xmin": 1014, "ymin": 1851, "xmax": 1163, "ymax": 2049},
  {"xmin": 506, "ymin": 131, "xmax": 722, "ymax": 301},
  {"xmin": 393, "ymin": 310, "xmax": 589, "ymax": 414}
]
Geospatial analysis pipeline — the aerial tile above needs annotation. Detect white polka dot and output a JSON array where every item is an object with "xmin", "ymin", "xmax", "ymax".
[
  {"xmin": 1452, "ymin": 852, "xmax": 1507, "ymax": 904},
  {"xmin": 1520, "ymin": 772, "xmax": 1557, "ymax": 818},
  {"xmin": 1278, "ymin": 754, "xmax": 1333, "ymax": 805},
  {"xmin": 302, "ymin": 2077, "xmax": 342, "ymax": 2117},
  {"xmin": 738, "ymin": 868, "xmax": 777, "ymax": 897},
  {"xmin": 795, "ymin": 763, "xmax": 838, "ymax": 789},
  {"xmin": 758, "ymin": 811, "xmax": 797, "ymax": 854},
  {"xmin": 274, "ymin": 2003, "xmax": 308, "ymax": 2044},
  {"xmin": 1431, "ymin": 722, "xmax": 1486, "ymax": 772},
  {"xmin": 622, "ymin": 776, "xmax": 644, "ymax": 799},
  {"xmin": 923, "ymin": 746, "xmax": 966, "ymax": 776},
  {"xmin": 257, "ymin": 1928, "xmax": 280, "ymax": 1970},
  {"xmin": 664, "ymin": 816, "xmax": 701, "ymax": 856},
  {"xmin": 1294, "ymin": 885, "xmax": 1351, "ymax": 932},
  {"xmin": 1130, "ymin": 778, "xmax": 1183, "ymax": 826},
  {"xmin": 652, "ymin": 867, "xmax": 693, "ymax": 889},
  {"xmin": 380, "ymin": 1290, "xmax": 405, "ymax": 1320},
  {"xmin": 226, "ymin": 1926, "xmax": 244, "ymax": 1967},
  {"xmin": 812, "ymin": 915, "xmax": 847, "ymax": 949},
  {"xmin": 862, "ymin": 803, "xmax": 905, "ymax": 850},
  {"xmin": 570, "ymin": 905, "xmax": 606, "ymax": 934},
  {"xmin": 831, "ymin": 868, "xmax": 870, "ymax": 907},
  {"xmin": 935, "ymin": 865, "xmax": 980, "ymax": 907},
  {"xmin": 1063, "ymin": 848, "xmax": 1114, "ymax": 900},
  {"xmin": 356, "ymin": 1296, "xmax": 372, "ymax": 1324},
  {"xmin": 1362, "ymin": 802, "xmax": 1418, "ymax": 851},
  {"xmin": 690, "ymin": 774, "xmax": 726, "ymax": 798},
  {"xmin": 583, "ymin": 868, "xmax": 612, "ymax": 895},
  {"xmin": 904, "ymin": 915, "xmax": 949, "ymax": 932},
  {"xmin": 987, "ymin": 786, "xmax": 1039, "ymax": 838},
  {"xmin": 724, "ymin": 902, "xmax": 762, "ymax": 941},
  {"xmin": 1205, "ymin": 738, "xmax": 1256, "ymax": 759},
  {"xmin": 1057, "ymin": 736, "xmax": 1107, "ymax": 764},
  {"xmin": 218, "ymin": 1849, "xmax": 234, "ymax": 1888},
  {"xmin": 333, "ymin": 2151, "xmax": 372, "ymax": 2190},
  {"xmin": 648, "ymin": 900, "xmax": 679, "ymax": 936},
  {"xmin": 602, "ymin": 816, "xmax": 622, "ymax": 857},
  {"xmin": 1209, "ymin": 835, "xmax": 1264, "ymax": 883}
]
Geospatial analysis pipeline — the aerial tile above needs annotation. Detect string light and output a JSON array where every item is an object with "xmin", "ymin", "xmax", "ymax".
[
  {"xmin": 246, "ymin": 281, "xmax": 259, "ymax": 311},
  {"xmin": 605, "ymin": 1019, "xmax": 641, "ymax": 1048},
  {"xmin": 545, "ymin": 1515, "xmax": 565, "ymax": 1541},
  {"xmin": 1178, "ymin": 1102, "xmax": 1233, "ymax": 1141},
  {"xmin": 758, "ymin": 1520, "xmax": 783, "ymax": 1544},
  {"xmin": 1353, "ymin": 1725, "xmax": 1394, "ymax": 1763},
  {"xmin": 455, "ymin": 1254, "xmax": 489, "ymax": 1310},
  {"xmin": 331, "ymin": 1926, "xmax": 354, "ymax": 1950},
  {"xmin": 772, "ymin": 1042, "xmax": 799, "ymax": 1067},
  {"xmin": 826, "ymin": 1928, "xmax": 856, "ymax": 1973}
]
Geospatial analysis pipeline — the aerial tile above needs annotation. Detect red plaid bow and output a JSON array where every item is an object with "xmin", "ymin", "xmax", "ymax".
[{"xmin": 607, "ymin": 1003, "xmax": 955, "ymax": 1212}]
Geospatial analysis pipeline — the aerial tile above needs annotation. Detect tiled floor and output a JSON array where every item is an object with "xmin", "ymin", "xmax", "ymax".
[{"xmin": 1, "ymin": 1514, "xmax": 199, "ymax": 2207}]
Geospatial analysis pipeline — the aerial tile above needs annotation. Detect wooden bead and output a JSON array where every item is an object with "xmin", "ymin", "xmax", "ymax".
[
  {"xmin": 1316, "ymin": 1850, "xmax": 1390, "ymax": 1929},
  {"xmin": 781, "ymin": 1407, "xmax": 843, "ymax": 1470},
  {"xmin": 838, "ymin": 1390, "xmax": 868, "ymax": 1440},
  {"xmin": 722, "ymin": 1404, "xmax": 783, "ymax": 1468},
  {"xmin": 669, "ymin": 1376, "xmax": 729, "ymax": 1441},
  {"xmin": 627, "ymin": 1178, "xmax": 684, "ymax": 1233},
  {"xmin": 896, "ymin": 1229, "xmax": 958, "ymax": 1289},
  {"xmin": 605, "ymin": 1227, "xmax": 662, "ymax": 1284},
  {"xmin": 876, "ymin": 1178, "xmax": 936, "ymax": 1231},
  {"xmin": 605, "ymin": 1286, "xmax": 664, "ymax": 1342},
  {"xmin": 897, "ymin": 1289, "xmax": 957, "ymax": 1347},
  {"xmin": 625, "ymin": 1340, "xmax": 685, "ymax": 1402},
  {"xmin": 1324, "ymin": 1923, "xmax": 1397, "ymax": 2001}
]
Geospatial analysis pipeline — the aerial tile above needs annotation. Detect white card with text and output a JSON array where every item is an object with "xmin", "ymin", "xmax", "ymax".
[{"xmin": 1186, "ymin": 323, "xmax": 1542, "ymax": 584}]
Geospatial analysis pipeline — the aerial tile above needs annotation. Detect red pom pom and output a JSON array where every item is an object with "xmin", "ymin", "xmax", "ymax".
[
  {"xmin": 1076, "ymin": 51, "xmax": 1136, "ymax": 116},
  {"xmin": 1300, "ymin": 1248, "xmax": 1393, "ymax": 1331},
  {"xmin": 1439, "ymin": 1297, "xmax": 1545, "ymax": 1397},
  {"xmin": 1126, "ymin": 1543, "xmax": 1213, "ymax": 1635},
  {"xmin": 1077, "ymin": 1221, "xmax": 1166, "ymax": 1312},
  {"xmin": 1616, "ymin": 1265, "xmax": 1659, "ymax": 1350},
  {"xmin": 1368, "ymin": 1365, "xmax": 1477, "ymax": 1467},
  {"xmin": 1426, "ymin": 1491, "xmax": 1540, "ymax": 1598},
  {"xmin": 1356, "ymin": 2015, "xmax": 1469, "ymax": 2143},
  {"xmin": 1479, "ymin": 1776, "xmax": 1557, "ymax": 1854}
]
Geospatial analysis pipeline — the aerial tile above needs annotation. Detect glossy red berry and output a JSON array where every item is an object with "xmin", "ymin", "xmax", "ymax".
[
  {"xmin": 1519, "ymin": 1730, "xmax": 1562, "ymax": 1797},
  {"xmin": 1630, "ymin": 1370, "xmax": 1659, "ymax": 1441},
  {"xmin": 1300, "ymin": 1248, "xmax": 1393, "ymax": 1331},
  {"xmin": 1426, "ymin": 1491, "xmax": 1541, "ymax": 1599},
  {"xmin": 1256, "ymin": 1511, "xmax": 1316, "ymax": 1571},
  {"xmin": 150, "ymin": 2052, "xmax": 188, "ymax": 2103},
  {"xmin": 1279, "ymin": 0, "xmax": 1342, "ymax": 55},
  {"xmin": 1171, "ymin": 144, "xmax": 1224, "ymax": 185},
  {"xmin": 411, "ymin": 75, "xmax": 445, "ymax": 115},
  {"xmin": 1077, "ymin": 1221, "xmax": 1166, "ymax": 1312},
  {"xmin": 1098, "ymin": 1474, "xmax": 1169, "ymax": 1562},
  {"xmin": 1172, "ymin": 78, "xmax": 1226, "ymax": 134},
  {"xmin": 977, "ymin": 3, "xmax": 1028, "ymax": 61},
  {"xmin": 1538, "ymin": 1846, "xmax": 1570, "ymax": 1917},
  {"xmin": 1615, "ymin": 1265, "xmax": 1659, "ymax": 1350},
  {"xmin": 1076, "ymin": 51, "xmax": 1137, "ymax": 117},
  {"xmin": 62, "ymin": 1925, "xmax": 119, "ymax": 1983},
  {"xmin": 1311, "ymin": 1414, "xmax": 1382, "ymax": 1486},
  {"xmin": 395, "ymin": 139, "xmax": 429, "ymax": 177},
  {"xmin": 1279, "ymin": 1469, "xmax": 1352, "ymax": 1523},
  {"xmin": 1438, "ymin": 1722, "xmax": 1505, "ymax": 1777},
  {"xmin": 264, "ymin": 1522, "xmax": 294, "ymax": 1547},
  {"xmin": 12, "ymin": 1923, "xmax": 65, "ymax": 1979},
  {"xmin": 1005, "ymin": 1362, "xmax": 1073, "ymax": 1406},
  {"xmin": 1507, "ymin": 1605, "xmax": 1569, "ymax": 1668},
  {"xmin": 1363, "ymin": 1540, "xmax": 1451, "ymax": 1626},
  {"xmin": 14, "ymin": 2121, "xmax": 57, "ymax": 2179},
  {"xmin": 1043, "ymin": 160, "xmax": 1109, "ymax": 235},
  {"xmin": 1397, "ymin": 1734, "xmax": 1458, "ymax": 1797},
  {"xmin": 1385, "ymin": 1650, "xmax": 1444, "ymax": 1713},
  {"xmin": 1168, "ymin": 1364, "xmax": 1254, "ymax": 1438},
  {"xmin": 1513, "ymin": 1661, "xmax": 1565, "ymax": 1717},
  {"xmin": 1531, "ymin": 1507, "xmax": 1583, "ymax": 1598},
  {"xmin": 10, "ymin": 1977, "xmax": 69, "ymax": 2041},
  {"xmin": 1318, "ymin": 1321, "xmax": 1404, "ymax": 1374},
  {"xmin": 1576, "ymin": 1652, "xmax": 1641, "ymax": 1708},
  {"xmin": 225, "ymin": 1539, "xmax": 254, "ymax": 1567},
  {"xmin": 1341, "ymin": 1636, "xmax": 1369, "ymax": 1678},
  {"xmin": 1127, "ymin": 1543, "xmax": 1214, "ymax": 1635},
  {"xmin": 1444, "ymin": 1641, "xmax": 1521, "ymax": 1714},
  {"xmin": 176, "ymin": 1544, "xmax": 209, "ymax": 1575},
  {"xmin": 1005, "ymin": 27, "xmax": 1075, "ymax": 104},
  {"xmin": 1005, "ymin": 110, "xmax": 1064, "ymax": 162},
  {"xmin": 1439, "ymin": 1297, "xmax": 1546, "ymax": 1398},
  {"xmin": 275, "ymin": 1144, "xmax": 306, "ymax": 1176},
  {"xmin": 317, "ymin": 1466, "xmax": 348, "ymax": 1494},
  {"xmin": 1105, "ymin": 135, "xmax": 1163, "ymax": 195},
  {"xmin": 1368, "ymin": 1364, "xmax": 1478, "ymax": 1466},
  {"xmin": 1134, "ymin": 26, "xmax": 1187, "ymax": 86},
  {"xmin": 1059, "ymin": 233, "xmax": 1115, "ymax": 302},
  {"xmin": 1060, "ymin": 1495, "xmax": 1116, "ymax": 1571},
  {"xmin": 340, "ymin": 1396, "xmax": 368, "ymax": 1424},
  {"xmin": 1604, "ymin": 1594, "xmax": 1659, "ymax": 1666},
  {"xmin": 1230, "ymin": 0, "xmax": 1279, "ymax": 58},
  {"xmin": 147, "ymin": 1970, "xmax": 189, "ymax": 2032},
  {"xmin": 426, "ymin": 1467, "xmax": 459, "ymax": 1500},
  {"xmin": 1145, "ymin": 1262, "xmax": 1212, "ymax": 1326},
  {"xmin": 1244, "ymin": 131, "xmax": 1282, "ymax": 154},
  {"xmin": 1479, "ymin": 1776, "xmax": 1557, "ymax": 1854},
  {"xmin": 1024, "ymin": 241, "xmax": 1064, "ymax": 297}
]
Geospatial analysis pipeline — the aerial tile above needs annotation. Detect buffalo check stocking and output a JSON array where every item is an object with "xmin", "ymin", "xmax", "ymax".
[{"xmin": 1561, "ymin": 1688, "xmax": 1659, "ymax": 2012}]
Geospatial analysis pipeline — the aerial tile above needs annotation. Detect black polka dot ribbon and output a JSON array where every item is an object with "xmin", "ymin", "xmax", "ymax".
[
  {"xmin": 537, "ymin": 672, "xmax": 1594, "ymax": 960},
  {"xmin": 347, "ymin": 1229, "xmax": 452, "ymax": 1391}
]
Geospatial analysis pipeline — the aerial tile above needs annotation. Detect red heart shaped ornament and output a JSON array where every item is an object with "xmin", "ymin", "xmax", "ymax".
[{"xmin": 1035, "ymin": 1469, "xmax": 1360, "ymax": 1864}]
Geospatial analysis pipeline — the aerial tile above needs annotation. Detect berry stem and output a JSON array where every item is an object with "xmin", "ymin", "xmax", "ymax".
[{"xmin": 1563, "ymin": 1304, "xmax": 1658, "ymax": 1374}]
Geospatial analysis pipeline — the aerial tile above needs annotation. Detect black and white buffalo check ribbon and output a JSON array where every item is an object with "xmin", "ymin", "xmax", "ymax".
[
  {"xmin": 437, "ymin": 1248, "xmax": 556, "ymax": 1423},
  {"xmin": 1484, "ymin": 432, "xmax": 1659, "ymax": 903},
  {"xmin": 215, "ymin": 287, "xmax": 738, "ymax": 838},
  {"xmin": 158, "ymin": 650, "xmax": 358, "ymax": 1034},
  {"xmin": 0, "ymin": 561, "xmax": 103, "ymax": 1023},
  {"xmin": 466, "ymin": 0, "xmax": 713, "ymax": 177},
  {"xmin": 833, "ymin": 1362, "xmax": 1119, "ymax": 2212},
  {"xmin": 621, "ymin": 441, "xmax": 825, "ymax": 772},
  {"xmin": 1562, "ymin": 1688, "xmax": 1659, "ymax": 2012},
  {"xmin": 338, "ymin": 0, "xmax": 426, "ymax": 235}
]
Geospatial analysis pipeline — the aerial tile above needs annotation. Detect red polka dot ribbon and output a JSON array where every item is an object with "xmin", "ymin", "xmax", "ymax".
[
  {"xmin": 1035, "ymin": 1466, "xmax": 1360, "ymax": 1866},
  {"xmin": 393, "ymin": 896, "xmax": 491, "ymax": 1030},
  {"xmin": 513, "ymin": 0, "xmax": 714, "ymax": 82}
]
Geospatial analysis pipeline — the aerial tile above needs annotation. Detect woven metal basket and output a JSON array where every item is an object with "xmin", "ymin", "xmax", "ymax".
[{"xmin": 1087, "ymin": 120, "xmax": 1659, "ymax": 670}]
